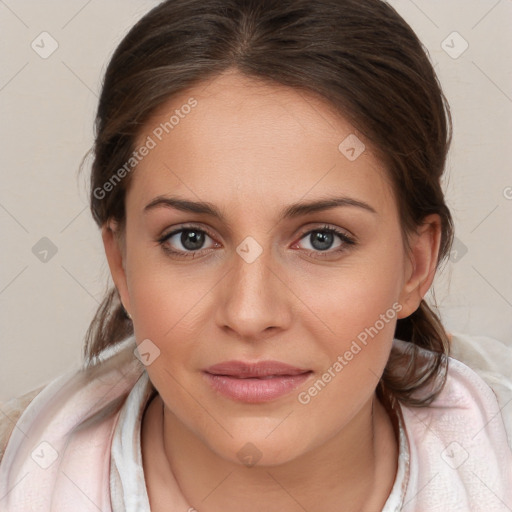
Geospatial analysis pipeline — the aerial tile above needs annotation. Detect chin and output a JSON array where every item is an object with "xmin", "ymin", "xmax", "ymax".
[{"xmin": 205, "ymin": 428, "xmax": 313, "ymax": 469}]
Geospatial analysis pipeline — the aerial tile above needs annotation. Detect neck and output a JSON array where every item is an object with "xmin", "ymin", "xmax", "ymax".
[{"xmin": 142, "ymin": 392, "xmax": 398, "ymax": 512}]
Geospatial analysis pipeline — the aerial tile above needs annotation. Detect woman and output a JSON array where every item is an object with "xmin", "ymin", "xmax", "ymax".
[{"xmin": 1, "ymin": 0, "xmax": 511, "ymax": 510}]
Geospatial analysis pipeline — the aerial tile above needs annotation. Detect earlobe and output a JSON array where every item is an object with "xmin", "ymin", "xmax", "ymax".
[
  {"xmin": 101, "ymin": 220, "xmax": 131, "ymax": 314},
  {"xmin": 397, "ymin": 214, "xmax": 442, "ymax": 319}
]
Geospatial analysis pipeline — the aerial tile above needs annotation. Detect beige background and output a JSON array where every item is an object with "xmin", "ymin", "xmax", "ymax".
[{"xmin": 0, "ymin": 0, "xmax": 511, "ymax": 403}]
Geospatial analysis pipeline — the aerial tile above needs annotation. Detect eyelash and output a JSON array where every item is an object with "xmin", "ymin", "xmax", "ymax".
[{"xmin": 156, "ymin": 224, "xmax": 356, "ymax": 260}]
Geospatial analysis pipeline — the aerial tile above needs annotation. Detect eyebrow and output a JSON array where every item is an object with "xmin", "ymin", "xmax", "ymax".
[{"xmin": 143, "ymin": 194, "xmax": 377, "ymax": 221}]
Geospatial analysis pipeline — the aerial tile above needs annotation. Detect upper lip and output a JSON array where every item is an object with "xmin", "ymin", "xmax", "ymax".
[{"xmin": 204, "ymin": 360, "xmax": 312, "ymax": 378}]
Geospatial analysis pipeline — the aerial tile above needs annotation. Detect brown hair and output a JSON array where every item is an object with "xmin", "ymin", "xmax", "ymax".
[{"xmin": 82, "ymin": 0, "xmax": 454, "ymax": 406}]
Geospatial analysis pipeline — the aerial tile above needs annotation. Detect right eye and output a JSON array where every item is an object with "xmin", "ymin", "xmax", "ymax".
[{"xmin": 157, "ymin": 225, "xmax": 220, "ymax": 258}]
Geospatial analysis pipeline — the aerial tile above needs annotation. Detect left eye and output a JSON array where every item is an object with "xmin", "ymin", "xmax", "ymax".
[{"xmin": 294, "ymin": 227, "xmax": 355, "ymax": 253}]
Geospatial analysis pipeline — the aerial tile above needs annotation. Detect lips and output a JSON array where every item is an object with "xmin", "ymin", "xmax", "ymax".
[
  {"xmin": 203, "ymin": 361, "xmax": 313, "ymax": 403},
  {"xmin": 204, "ymin": 360, "xmax": 311, "ymax": 378}
]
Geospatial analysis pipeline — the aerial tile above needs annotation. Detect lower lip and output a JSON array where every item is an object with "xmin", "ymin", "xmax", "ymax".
[{"xmin": 203, "ymin": 372, "xmax": 312, "ymax": 403}]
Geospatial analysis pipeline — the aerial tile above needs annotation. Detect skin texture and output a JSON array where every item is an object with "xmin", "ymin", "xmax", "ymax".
[{"xmin": 102, "ymin": 69, "xmax": 441, "ymax": 511}]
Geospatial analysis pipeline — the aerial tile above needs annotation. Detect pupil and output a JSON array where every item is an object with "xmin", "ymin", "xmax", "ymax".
[
  {"xmin": 311, "ymin": 231, "xmax": 333, "ymax": 251},
  {"xmin": 182, "ymin": 230, "xmax": 204, "ymax": 250}
]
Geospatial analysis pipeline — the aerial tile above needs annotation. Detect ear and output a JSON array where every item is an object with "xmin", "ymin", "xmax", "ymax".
[
  {"xmin": 101, "ymin": 219, "xmax": 131, "ymax": 315},
  {"xmin": 397, "ymin": 214, "xmax": 442, "ymax": 319}
]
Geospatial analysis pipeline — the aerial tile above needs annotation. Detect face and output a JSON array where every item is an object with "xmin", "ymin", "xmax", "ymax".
[{"xmin": 103, "ymin": 69, "xmax": 438, "ymax": 466}]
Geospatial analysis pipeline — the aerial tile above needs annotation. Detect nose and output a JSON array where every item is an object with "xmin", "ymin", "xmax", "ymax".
[{"xmin": 214, "ymin": 242, "xmax": 293, "ymax": 342}]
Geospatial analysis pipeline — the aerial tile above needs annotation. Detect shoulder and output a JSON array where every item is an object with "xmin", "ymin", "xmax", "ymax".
[
  {"xmin": 0, "ymin": 334, "xmax": 141, "ymax": 466},
  {"xmin": 447, "ymin": 331, "xmax": 512, "ymax": 445},
  {"xmin": 0, "ymin": 385, "xmax": 46, "ymax": 463},
  {"xmin": 0, "ymin": 336, "xmax": 145, "ymax": 508},
  {"xmin": 393, "ymin": 332, "xmax": 512, "ymax": 444},
  {"xmin": 396, "ymin": 334, "xmax": 512, "ymax": 509},
  {"xmin": 448, "ymin": 331, "xmax": 512, "ymax": 379}
]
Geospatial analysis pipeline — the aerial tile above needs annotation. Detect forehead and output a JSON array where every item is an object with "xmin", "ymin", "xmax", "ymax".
[{"xmin": 128, "ymin": 70, "xmax": 395, "ymax": 218}]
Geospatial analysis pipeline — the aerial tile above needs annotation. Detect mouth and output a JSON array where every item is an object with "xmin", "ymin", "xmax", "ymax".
[{"xmin": 203, "ymin": 360, "xmax": 313, "ymax": 403}]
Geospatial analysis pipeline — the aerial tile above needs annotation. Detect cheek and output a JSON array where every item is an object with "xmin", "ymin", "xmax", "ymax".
[
  {"xmin": 128, "ymin": 267, "xmax": 209, "ymax": 428},
  {"xmin": 295, "ymin": 239, "xmax": 405, "ymax": 400},
  {"xmin": 295, "ymin": 276, "xmax": 401, "ymax": 440},
  {"xmin": 309, "ymin": 285, "xmax": 398, "ymax": 401},
  {"xmin": 127, "ymin": 248, "xmax": 214, "ymax": 339},
  {"xmin": 297, "ymin": 251, "xmax": 405, "ymax": 343}
]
